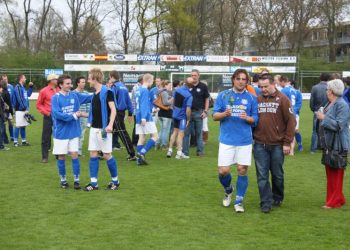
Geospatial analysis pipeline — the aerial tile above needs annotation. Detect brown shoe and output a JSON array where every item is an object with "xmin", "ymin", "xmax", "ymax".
[{"xmin": 41, "ymin": 159, "xmax": 48, "ymax": 163}]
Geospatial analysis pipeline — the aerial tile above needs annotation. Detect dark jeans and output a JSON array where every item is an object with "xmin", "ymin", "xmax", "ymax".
[
  {"xmin": 311, "ymin": 115, "xmax": 318, "ymax": 152},
  {"xmin": 0, "ymin": 117, "xmax": 5, "ymax": 149},
  {"xmin": 112, "ymin": 133, "xmax": 121, "ymax": 148},
  {"xmin": 113, "ymin": 111, "xmax": 135, "ymax": 157},
  {"xmin": 254, "ymin": 143, "xmax": 285, "ymax": 209},
  {"xmin": 183, "ymin": 110, "xmax": 204, "ymax": 156},
  {"xmin": 41, "ymin": 115, "xmax": 53, "ymax": 160}
]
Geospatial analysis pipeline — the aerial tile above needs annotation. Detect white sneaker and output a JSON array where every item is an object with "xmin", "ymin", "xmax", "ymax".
[
  {"xmin": 175, "ymin": 153, "xmax": 190, "ymax": 159},
  {"xmin": 166, "ymin": 150, "xmax": 172, "ymax": 158},
  {"xmin": 223, "ymin": 192, "xmax": 232, "ymax": 207},
  {"xmin": 234, "ymin": 203, "xmax": 245, "ymax": 213}
]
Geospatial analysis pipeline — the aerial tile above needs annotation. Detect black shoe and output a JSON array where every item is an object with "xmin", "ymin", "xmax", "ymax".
[
  {"xmin": 272, "ymin": 200, "xmax": 282, "ymax": 208},
  {"xmin": 261, "ymin": 207, "xmax": 271, "ymax": 213},
  {"xmin": 22, "ymin": 142, "xmax": 30, "ymax": 146},
  {"xmin": 84, "ymin": 183, "xmax": 99, "ymax": 191},
  {"xmin": 137, "ymin": 153, "xmax": 148, "ymax": 165},
  {"xmin": 74, "ymin": 182, "xmax": 81, "ymax": 190},
  {"xmin": 127, "ymin": 155, "xmax": 137, "ymax": 161},
  {"xmin": 61, "ymin": 181, "xmax": 69, "ymax": 189},
  {"xmin": 105, "ymin": 182, "xmax": 120, "ymax": 190}
]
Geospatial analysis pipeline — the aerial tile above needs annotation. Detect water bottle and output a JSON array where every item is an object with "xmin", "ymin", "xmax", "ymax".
[{"xmin": 318, "ymin": 107, "xmax": 324, "ymax": 113}]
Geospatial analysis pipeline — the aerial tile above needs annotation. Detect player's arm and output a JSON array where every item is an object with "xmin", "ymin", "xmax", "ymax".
[
  {"xmin": 212, "ymin": 94, "xmax": 230, "ymax": 121},
  {"xmin": 36, "ymin": 91, "xmax": 48, "ymax": 116},
  {"xmin": 52, "ymin": 96, "xmax": 78, "ymax": 122},
  {"xmin": 106, "ymin": 100, "xmax": 116, "ymax": 133},
  {"xmin": 77, "ymin": 92, "xmax": 93, "ymax": 104}
]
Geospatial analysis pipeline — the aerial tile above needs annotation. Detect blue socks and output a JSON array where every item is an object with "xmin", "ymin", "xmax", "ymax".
[
  {"xmin": 72, "ymin": 158, "xmax": 80, "ymax": 182},
  {"xmin": 137, "ymin": 145, "xmax": 143, "ymax": 153},
  {"xmin": 89, "ymin": 157, "xmax": 99, "ymax": 186},
  {"xmin": 295, "ymin": 132, "xmax": 302, "ymax": 146},
  {"xmin": 235, "ymin": 175, "xmax": 248, "ymax": 204},
  {"xmin": 140, "ymin": 139, "xmax": 156, "ymax": 155},
  {"xmin": 14, "ymin": 128, "xmax": 26, "ymax": 143},
  {"xmin": 57, "ymin": 159, "xmax": 66, "ymax": 182},
  {"xmin": 107, "ymin": 157, "xmax": 119, "ymax": 184},
  {"xmin": 219, "ymin": 173, "xmax": 233, "ymax": 194}
]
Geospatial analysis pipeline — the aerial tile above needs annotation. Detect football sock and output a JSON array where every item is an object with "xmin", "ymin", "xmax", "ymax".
[
  {"xmin": 219, "ymin": 173, "xmax": 233, "ymax": 194},
  {"xmin": 72, "ymin": 158, "xmax": 80, "ymax": 182},
  {"xmin": 20, "ymin": 128, "xmax": 26, "ymax": 142},
  {"xmin": 140, "ymin": 138, "xmax": 156, "ymax": 155},
  {"xmin": 295, "ymin": 132, "xmax": 302, "ymax": 146},
  {"xmin": 106, "ymin": 157, "xmax": 118, "ymax": 184},
  {"xmin": 14, "ymin": 128, "xmax": 19, "ymax": 143},
  {"xmin": 235, "ymin": 175, "xmax": 248, "ymax": 204},
  {"xmin": 57, "ymin": 159, "xmax": 66, "ymax": 182},
  {"xmin": 137, "ymin": 145, "xmax": 143, "ymax": 153},
  {"xmin": 89, "ymin": 157, "xmax": 99, "ymax": 186}
]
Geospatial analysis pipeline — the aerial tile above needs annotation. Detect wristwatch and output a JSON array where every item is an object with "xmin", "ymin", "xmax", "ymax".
[{"xmin": 203, "ymin": 110, "xmax": 208, "ymax": 114}]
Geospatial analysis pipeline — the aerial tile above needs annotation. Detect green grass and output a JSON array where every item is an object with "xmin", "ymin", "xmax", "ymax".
[{"xmin": 1, "ymin": 101, "xmax": 349, "ymax": 249}]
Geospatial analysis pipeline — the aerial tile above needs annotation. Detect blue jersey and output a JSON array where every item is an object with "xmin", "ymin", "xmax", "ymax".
[
  {"xmin": 172, "ymin": 86, "xmax": 193, "ymax": 120},
  {"xmin": 13, "ymin": 83, "xmax": 33, "ymax": 111},
  {"xmin": 213, "ymin": 89, "xmax": 258, "ymax": 146},
  {"xmin": 281, "ymin": 86, "xmax": 302, "ymax": 115},
  {"xmin": 52, "ymin": 91, "xmax": 92, "ymax": 140},
  {"xmin": 111, "ymin": 81, "xmax": 133, "ymax": 114},
  {"xmin": 135, "ymin": 86, "xmax": 152, "ymax": 124},
  {"xmin": 149, "ymin": 86, "xmax": 159, "ymax": 111}
]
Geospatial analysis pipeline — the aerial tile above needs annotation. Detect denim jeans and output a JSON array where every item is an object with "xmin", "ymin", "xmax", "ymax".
[
  {"xmin": 311, "ymin": 115, "xmax": 318, "ymax": 152},
  {"xmin": 254, "ymin": 143, "xmax": 285, "ymax": 209},
  {"xmin": 158, "ymin": 117, "xmax": 172, "ymax": 147},
  {"xmin": 183, "ymin": 111, "xmax": 204, "ymax": 156},
  {"xmin": 0, "ymin": 117, "xmax": 5, "ymax": 149}
]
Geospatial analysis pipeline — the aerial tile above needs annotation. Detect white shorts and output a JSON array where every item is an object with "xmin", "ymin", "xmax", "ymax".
[
  {"xmin": 295, "ymin": 115, "xmax": 300, "ymax": 130},
  {"xmin": 136, "ymin": 122, "xmax": 158, "ymax": 135},
  {"xmin": 53, "ymin": 137, "xmax": 79, "ymax": 155},
  {"xmin": 88, "ymin": 127, "xmax": 113, "ymax": 153},
  {"xmin": 218, "ymin": 143, "xmax": 252, "ymax": 167},
  {"xmin": 15, "ymin": 111, "xmax": 29, "ymax": 127}
]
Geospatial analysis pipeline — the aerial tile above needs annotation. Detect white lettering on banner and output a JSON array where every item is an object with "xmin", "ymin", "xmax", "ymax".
[
  {"xmin": 258, "ymin": 102, "xmax": 279, "ymax": 114},
  {"xmin": 160, "ymin": 55, "xmax": 183, "ymax": 62},
  {"xmin": 183, "ymin": 55, "xmax": 207, "ymax": 62},
  {"xmin": 137, "ymin": 54, "xmax": 160, "ymax": 61},
  {"xmin": 206, "ymin": 55, "xmax": 230, "ymax": 62},
  {"xmin": 64, "ymin": 54, "xmax": 95, "ymax": 61}
]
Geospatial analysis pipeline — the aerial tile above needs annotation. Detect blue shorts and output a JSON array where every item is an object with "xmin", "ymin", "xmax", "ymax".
[{"xmin": 173, "ymin": 118, "xmax": 186, "ymax": 131}]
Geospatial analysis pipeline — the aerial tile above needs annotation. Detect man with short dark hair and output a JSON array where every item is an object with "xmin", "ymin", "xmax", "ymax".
[
  {"xmin": 109, "ymin": 70, "xmax": 136, "ymax": 161},
  {"xmin": 254, "ymin": 74, "xmax": 296, "ymax": 213},
  {"xmin": 309, "ymin": 73, "xmax": 330, "ymax": 153},
  {"xmin": 13, "ymin": 74, "xmax": 34, "ymax": 147},
  {"xmin": 36, "ymin": 74, "xmax": 60, "ymax": 163},
  {"xmin": 183, "ymin": 69, "xmax": 210, "ymax": 157}
]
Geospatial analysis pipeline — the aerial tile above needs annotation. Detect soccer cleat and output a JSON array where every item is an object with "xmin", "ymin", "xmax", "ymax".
[
  {"xmin": 41, "ymin": 159, "xmax": 48, "ymax": 163},
  {"xmin": 61, "ymin": 181, "xmax": 69, "ymax": 189},
  {"xmin": 113, "ymin": 146, "xmax": 121, "ymax": 151},
  {"xmin": 298, "ymin": 145, "xmax": 304, "ymax": 152},
  {"xmin": 223, "ymin": 192, "xmax": 232, "ymax": 207},
  {"xmin": 105, "ymin": 182, "xmax": 120, "ymax": 190},
  {"xmin": 0, "ymin": 147, "xmax": 10, "ymax": 151},
  {"xmin": 74, "ymin": 182, "xmax": 81, "ymax": 190},
  {"xmin": 21, "ymin": 142, "xmax": 30, "ymax": 146},
  {"xmin": 234, "ymin": 203, "xmax": 245, "ymax": 213},
  {"xmin": 166, "ymin": 150, "xmax": 172, "ymax": 158},
  {"xmin": 14, "ymin": 142, "xmax": 19, "ymax": 147},
  {"xmin": 137, "ymin": 153, "xmax": 148, "ymax": 165},
  {"xmin": 175, "ymin": 153, "xmax": 190, "ymax": 159},
  {"xmin": 84, "ymin": 183, "xmax": 99, "ymax": 191},
  {"xmin": 127, "ymin": 155, "xmax": 137, "ymax": 161},
  {"xmin": 261, "ymin": 207, "xmax": 271, "ymax": 213}
]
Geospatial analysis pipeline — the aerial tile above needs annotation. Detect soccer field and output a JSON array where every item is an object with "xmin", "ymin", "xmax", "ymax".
[{"xmin": 1, "ymin": 101, "xmax": 349, "ymax": 249}]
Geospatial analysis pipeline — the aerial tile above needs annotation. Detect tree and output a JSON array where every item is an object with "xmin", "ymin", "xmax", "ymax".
[{"xmin": 34, "ymin": 0, "xmax": 52, "ymax": 53}]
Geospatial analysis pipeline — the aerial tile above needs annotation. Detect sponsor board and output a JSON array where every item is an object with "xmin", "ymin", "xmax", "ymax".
[
  {"xmin": 183, "ymin": 55, "xmax": 207, "ymax": 62},
  {"xmin": 64, "ymin": 64, "xmax": 160, "ymax": 72},
  {"xmin": 108, "ymin": 54, "xmax": 138, "ymax": 61},
  {"xmin": 230, "ymin": 56, "xmax": 297, "ymax": 64},
  {"xmin": 44, "ymin": 69, "xmax": 64, "ymax": 77},
  {"xmin": 206, "ymin": 55, "xmax": 230, "ymax": 62},
  {"xmin": 251, "ymin": 66, "xmax": 296, "ymax": 73},
  {"xmin": 184, "ymin": 65, "xmax": 230, "ymax": 72},
  {"xmin": 160, "ymin": 65, "xmax": 184, "ymax": 72},
  {"xmin": 64, "ymin": 54, "xmax": 95, "ymax": 61},
  {"xmin": 121, "ymin": 72, "xmax": 141, "ymax": 85},
  {"xmin": 230, "ymin": 66, "xmax": 252, "ymax": 72},
  {"xmin": 137, "ymin": 54, "xmax": 160, "ymax": 61},
  {"xmin": 343, "ymin": 71, "xmax": 350, "ymax": 77},
  {"xmin": 160, "ymin": 55, "xmax": 183, "ymax": 62},
  {"xmin": 221, "ymin": 74, "xmax": 232, "ymax": 86}
]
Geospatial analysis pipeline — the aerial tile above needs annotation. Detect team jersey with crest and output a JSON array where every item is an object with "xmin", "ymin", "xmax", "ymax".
[{"xmin": 135, "ymin": 86, "xmax": 153, "ymax": 124}]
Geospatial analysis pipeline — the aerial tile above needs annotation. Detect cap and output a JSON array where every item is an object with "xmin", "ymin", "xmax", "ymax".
[{"xmin": 47, "ymin": 74, "xmax": 58, "ymax": 81}]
